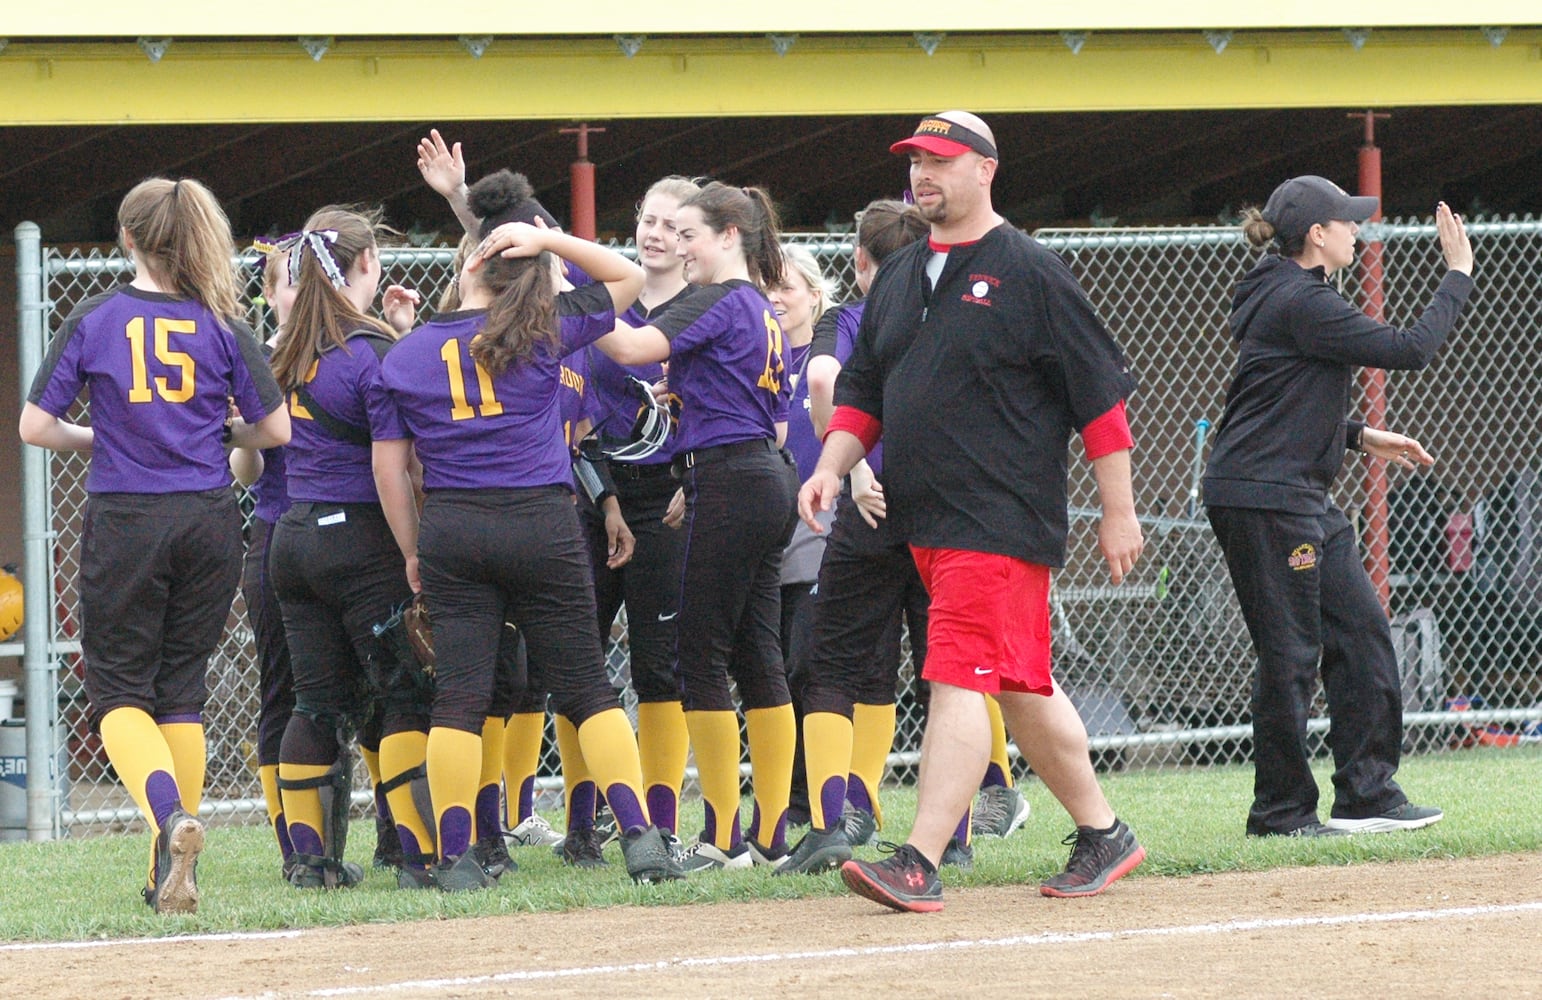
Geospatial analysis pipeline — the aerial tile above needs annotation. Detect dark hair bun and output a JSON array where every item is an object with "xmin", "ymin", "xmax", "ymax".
[{"xmin": 468, "ymin": 169, "xmax": 559, "ymax": 235}]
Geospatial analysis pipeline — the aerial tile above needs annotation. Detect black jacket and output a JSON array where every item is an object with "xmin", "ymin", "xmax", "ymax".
[{"xmin": 1203, "ymin": 253, "xmax": 1473, "ymax": 514}]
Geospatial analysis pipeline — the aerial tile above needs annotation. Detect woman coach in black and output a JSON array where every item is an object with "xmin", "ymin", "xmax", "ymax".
[{"xmin": 1202, "ymin": 176, "xmax": 1473, "ymax": 838}]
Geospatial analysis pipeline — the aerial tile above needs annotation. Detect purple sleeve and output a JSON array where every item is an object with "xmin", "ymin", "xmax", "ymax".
[
  {"xmin": 360, "ymin": 351, "xmax": 408, "ymax": 441},
  {"xmin": 557, "ymin": 282, "xmax": 617, "ymax": 355},
  {"xmin": 652, "ymin": 283, "xmax": 731, "ymax": 352},
  {"xmin": 32, "ymin": 329, "xmax": 87, "ymax": 417},
  {"xmin": 227, "ymin": 321, "xmax": 280, "ymax": 422}
]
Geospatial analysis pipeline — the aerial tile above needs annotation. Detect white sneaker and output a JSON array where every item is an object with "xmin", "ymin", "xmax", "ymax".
[
  {"xmin": 1324, "ymin": 802, "xmax": 1443, "ymax": 834},
  {"xmin": 678, "ymin": 839, "xmax": 752, "ymax": 873},
  {"xmin": 506, "ymin": 814, "xmax": 565, "ymax": 847}
]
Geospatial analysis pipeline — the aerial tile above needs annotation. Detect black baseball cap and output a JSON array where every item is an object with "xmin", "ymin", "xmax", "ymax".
[
  {"xmin": 890, "ymin": 114, "xmax": 999, "ymax": 160},
  {"xmin": 1262, "ymin": 175, "xmax": 1378, "ymax": 242}
]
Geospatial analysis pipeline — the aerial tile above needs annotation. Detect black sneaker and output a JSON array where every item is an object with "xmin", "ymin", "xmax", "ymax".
[
  {"xmin": 373, "ymin": 818, "xmax": 404, "ymax": 870},
  {"xmin": 774, "ymin": 825, "xmax": 853, "ymax": 876},
  {"xmin": 145, "ymin": 810, "xmax": 205, "ymax": 915},
  {"xmin": 397, "ymin": 864, "xmax": 436, "ymax": 890},
  {"xmin": 437, "ymin": 851, "xmax": 496, "ymax": 892},
  {"xmin": 593, "ymin": 805, "xmax": 621, "ymax": 847},
  {"xmin": 472, "ymin": 834, "xmax": 517, "ymax": 879},
  {"xmin": 840, "ymin": 807, "xmax": 878, "ymax": 847},
  {"xmin": 1324, "ymin": 802, "xmax": 1443, "ymax": 834},
  {"xmin": 1039, "ymin": 819, "xmax": 1145, "ymax": 898},
  {"xmin": 940, "ymin": 836, "xmax": 974, "ymax": 870},
  {"xmin": 554, "ymin": 826, "xmax": 609, "ymax": 868},
  {"xmin": 840, "ymin": 842, "xmax": 943, "ymax": 913},
  {"xmin": 971, "ymin": 785, "xmax": 1030, "ymax": 839},
  {"xmin": 287, "ymin": 856, "xmax": 366, "ymax": 889},
  {"xmin": 620, "ymin": 826, "xmax": 684, "ymax": 883}
]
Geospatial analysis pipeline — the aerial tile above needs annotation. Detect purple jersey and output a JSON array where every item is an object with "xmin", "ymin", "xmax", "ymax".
[
  {"xmin": 810, "ymin": 300, "xmax": 883, "ymax": 475},
  {"xmin": 379, "ymin": 282, "xmax": 616, "ymax": 491},
  {"xmin": 583, "ymin": 288, "xmax": 693, "ymax": 466},
  {"xmin": 557, "ymin": 347, "xmax": 587, "ymax": 450},
  {"xmin": 28, "ymin": 286, "xmax": 281, "ymax": 494},
  {"xmin": 652, "ymin": 280, "xmax": 789, "ymax": 453},
  {"xmin": 250, "ymin": 442, "xmax": 292, "ymax": 523},
  {"xmin": 282, "ymin": 327, "xmax": 407, "ymax": 503},
  {"xmin": 782, "ymin": 342, "xmax": 821, "ymax": 483}
]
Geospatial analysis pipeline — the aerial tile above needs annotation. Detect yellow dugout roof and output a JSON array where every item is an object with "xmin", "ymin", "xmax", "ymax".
[{"xmin": 4, "ymin": 3, "xmax": 1541, "ymax": 35}]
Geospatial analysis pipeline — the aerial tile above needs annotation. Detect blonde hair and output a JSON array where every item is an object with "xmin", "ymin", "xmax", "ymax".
[
  {"xmin": 118, "ymin": 178, "xmax": 242, "ymax": 323},
  {"xmin": 637, "ymin": 175, "xmax": 701, "ymax": 216},
  {"xmin": 779, "ymin": 244, "xmax": 834, "ymax": 326}
]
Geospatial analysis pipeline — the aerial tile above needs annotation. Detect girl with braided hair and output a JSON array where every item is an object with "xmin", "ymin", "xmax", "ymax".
[{"xmin": 21, "ymin": 177, "xmax": 290, "ymax": 913}]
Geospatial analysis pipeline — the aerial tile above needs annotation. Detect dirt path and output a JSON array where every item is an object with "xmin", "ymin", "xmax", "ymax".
[{"xmin": 9, "ymin": 854, "xmax": 1540, "ymax": 999}]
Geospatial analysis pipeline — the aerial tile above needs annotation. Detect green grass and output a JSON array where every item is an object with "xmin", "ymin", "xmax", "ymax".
[{"xmin": 2, "ymin": 747, "xmax": 1537, "ymax": 942}]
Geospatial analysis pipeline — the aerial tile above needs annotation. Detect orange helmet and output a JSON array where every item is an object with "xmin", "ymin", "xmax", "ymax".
[{"xmin": 0, "ymin": 566, "xmax": 22, "ymax": 643}]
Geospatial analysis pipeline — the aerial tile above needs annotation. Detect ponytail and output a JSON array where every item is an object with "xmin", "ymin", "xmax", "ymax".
[
  {"xmin": 118, "ymin": 177, "xmax": 242, "ymax": 323},
  {"xmin": 683, "ymin": 181, "xmax": 786, "ymax": 290}
]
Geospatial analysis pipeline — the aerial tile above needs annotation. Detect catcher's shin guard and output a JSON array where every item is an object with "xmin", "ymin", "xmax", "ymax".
[
  {"xmin": 277, "ymin": 751, "xmax": 356, "ymax": 888},
  {"xmin": 379, "ymin": 762, "xmax": 437, "ymax": 867}
]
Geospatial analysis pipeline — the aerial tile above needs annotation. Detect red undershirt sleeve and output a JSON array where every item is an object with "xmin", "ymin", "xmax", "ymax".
[
  {"xmin": 826, "ymin": 406, "xmax": 883, "ymax": 453},
  {"xmin": 1080, "ymin": 400, "xmax": 1133, "ymax": 460}
]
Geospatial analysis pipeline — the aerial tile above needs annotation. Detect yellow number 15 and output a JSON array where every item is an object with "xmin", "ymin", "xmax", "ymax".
[
  {"xmin": 756, "ymin": 309, "xmax": 784, "ymax": 394},
  {"xmin": 125, "ymin": 317, "xmax": 197, "ymax": 403}
]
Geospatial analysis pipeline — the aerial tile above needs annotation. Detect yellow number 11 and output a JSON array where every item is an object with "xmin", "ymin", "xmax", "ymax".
[{"xmin": 440, "ymin": 339, "xmax": 505, "ymax": 420}]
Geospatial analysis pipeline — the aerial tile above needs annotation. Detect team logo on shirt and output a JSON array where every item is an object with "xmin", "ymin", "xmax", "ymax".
[
  {"xmin": 1288, "ymin": 544, "xmax": 1317, "ymax": 571},
  {"xmin": 963, "ymin": 273, "xmax": 1000, "ymax": 307}
]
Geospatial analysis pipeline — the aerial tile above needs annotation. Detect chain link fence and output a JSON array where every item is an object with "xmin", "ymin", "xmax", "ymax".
[{"xmin": 13, "ymin": 222, "xmax": 1542, "ymax": 838}]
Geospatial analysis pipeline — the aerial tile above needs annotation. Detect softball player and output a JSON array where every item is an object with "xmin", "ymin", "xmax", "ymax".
[
  {"xmin": 266, "ymin": 206, "xmax": 430, "ymax": 890},
  {"xmin": 584, "ymin": 182, "xmax": 802, "ymax": 871},
  {"xmin": 229, "ymin": 249, "xmax": 301, "ymax": 876},
  {"xmin": 21, "ymin": 177, "xmax": 290, "ymax": 914},
  {"xmin": 375, "ymin": 212, "xmax": 682, "ymax": 889},
  {"xmin": 576, "ymin": 175, "xmax": 701, "ymax": 851}
]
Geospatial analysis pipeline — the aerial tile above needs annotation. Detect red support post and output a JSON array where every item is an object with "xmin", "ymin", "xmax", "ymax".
[
  {"xmin": 560, "ymin": 123, "xmax": 605, "ymax": 241},
  {"xmin": 1354, "ymin": 110, "xmax": 1393, "ymax": 611}
]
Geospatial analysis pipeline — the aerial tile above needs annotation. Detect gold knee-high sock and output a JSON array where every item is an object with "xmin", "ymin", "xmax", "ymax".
[
  {"xmin": 379, "ymin": 729, "xmax": 434, "ymax": 858},
  {"xmin": 575, "ymin": 708, "xmax": 650, "ymax": 832},
  {"xmin": 684, "ymin": 709, "xmax": 742, "ymax": 849},
  {"xmin": 636, "ymin": 700, "xmax": 688, "ymax": 830},
  {"xmin": 99, "ymin": 707, "xmax": 178, "ymax": 832},
  {"xmin": 502, "ymin": 711, "xmax": 545, "ymax": 826},
  {"xmin": 478, "ymin": 716, "xmax": 505, "ymax": 839},
  {"xmin": 850, "ymin": 702, "xmax": 897, "ymax": 828},
  {"xmin": 426, "ymin": 726, "xmax": 482, "ymax": 860},
  {"xmin": 278, "ymin": 762, "xmax": 332, "ymax": 856},
  {"xmin": 359, "ymin": 746, "xmax": 383, "ymax": 788},
  {"xmin": 553, "ymin": 714, "xmax": 592, "ymax": 825},
  {"xmin": 258, "ymin": 763, "xmax": 284, "ymax": 838},
  {"xmin": 743, "ymin": 704, "xmax": 796, "ymax": 848},
  {"xmin": 985, "ymin": 694, "xmax": 1013, "ymax": 788},
  {"xmin": 157, "ymin": 721, "xmax": 206, "ymax": 817},
  {"xmin": 802, "ymin": 712, "xmax": 855, "ymax": 831}
]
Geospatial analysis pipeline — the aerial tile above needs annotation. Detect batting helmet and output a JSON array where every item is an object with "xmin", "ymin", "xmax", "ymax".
[
  {"xmin": 601, "ymin": 376, "xmax": 674, "ymax": 463},
  {"xmin": 0, "ymin": 565, "xmax": 22, "ymax": 643}
]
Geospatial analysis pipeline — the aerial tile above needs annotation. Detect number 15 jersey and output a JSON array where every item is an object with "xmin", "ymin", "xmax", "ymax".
[{"xmin": 28, "ymin": 285, "xmax": 282, "ymax": 495}]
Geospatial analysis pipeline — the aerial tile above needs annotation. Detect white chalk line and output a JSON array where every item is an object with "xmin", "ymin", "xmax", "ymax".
[
  {"xmin": 0, "ymin": 929, "xmax": 299, "ymax": 953},
  {"xmin": 203, "ymin": 899, "xmax": 1542, "ymax": 999}
]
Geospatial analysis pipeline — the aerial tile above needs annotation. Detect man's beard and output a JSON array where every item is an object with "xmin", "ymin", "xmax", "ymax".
[{"xmin": 917, "ymin": 197, "xmax": 948, "ymax": 223}]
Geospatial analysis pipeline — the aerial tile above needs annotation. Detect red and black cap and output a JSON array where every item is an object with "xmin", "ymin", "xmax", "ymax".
[{"xmin": 890, "ymin": 115, "xmax": 999, "ymax": 160}]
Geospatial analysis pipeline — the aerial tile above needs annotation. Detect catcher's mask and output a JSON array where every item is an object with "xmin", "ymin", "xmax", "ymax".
[{"xmin": 601, "ymin": 376, "xmax": 673, "ymax": 462}]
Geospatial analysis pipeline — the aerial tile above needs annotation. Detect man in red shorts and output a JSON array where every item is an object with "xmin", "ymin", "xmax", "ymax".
[{"xmin": 798, "ymin": 111, "xmax": 1146, "ymax": 912}]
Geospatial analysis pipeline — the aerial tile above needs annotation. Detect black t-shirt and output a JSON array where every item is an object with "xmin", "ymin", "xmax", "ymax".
[{"xmin": 836, "ymin": 223, "xmax": 1135, "ymax": 566}]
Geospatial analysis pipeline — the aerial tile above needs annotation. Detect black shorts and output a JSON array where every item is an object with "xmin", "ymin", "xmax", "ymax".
[
  {"xmin": 418, "ymin": 487, "xmax": 620, "ymax": 734},
  {"xmin": 241, "ymin": 515, "xmax": 295, "ymax": 765},
  {"xmin": 271, "ymin": 501, "xmax": 419, "ymax": 733},
  {"xmin": 79, "ymin": 489, "xmax": 243, "ymax": 729}
]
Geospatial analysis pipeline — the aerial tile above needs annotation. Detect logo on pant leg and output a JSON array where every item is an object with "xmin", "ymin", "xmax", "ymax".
[{"xmin": 1288, "ymin": 544, "xmax": 1317, "ymax": 571}]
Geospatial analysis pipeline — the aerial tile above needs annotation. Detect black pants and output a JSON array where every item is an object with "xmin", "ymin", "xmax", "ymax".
[
  {"xmin": 583, "ymin": 465, "xmax": 684, "ymax": 704},
  {"xmin": 242, "ymin": 515, "xmax": 296, "ymax": 766},
  {"xmin": 674, "ymin": 442, "xmax": 800, "ymax": 712},
  {"xmin": 801, "ymin": 494, "xmax": 930, "ymax": 718},
  {"xmin": 1208, "ymin": 504, "xmax": 1408, "ymax": 835},
  {"xmin": 271, "ymin": 502, "xmax": 420, "ymax": 753},
  {"xmin": 419, "ymin": 487, "xmax": 619, "ymax": 734},
  {"xmin": 79, "ymin": 489, "xmax": 243, "ymax": 729}
]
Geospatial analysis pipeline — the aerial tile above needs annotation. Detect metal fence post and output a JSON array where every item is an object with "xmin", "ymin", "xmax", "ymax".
[{"xmin": 15, "ymin": 222, "xmax": 61, "ymax": 841}]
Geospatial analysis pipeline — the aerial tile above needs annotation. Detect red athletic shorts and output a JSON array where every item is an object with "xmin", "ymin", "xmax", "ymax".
[{"xmin": 909, "ymin": 546, "xmax": 1053, "ymax": 696}]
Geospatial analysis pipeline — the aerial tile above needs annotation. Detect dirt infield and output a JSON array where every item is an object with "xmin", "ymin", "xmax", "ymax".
[{"xmin": 7, "ymin": 854, "xmax": 1539, "ymax": 999}]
